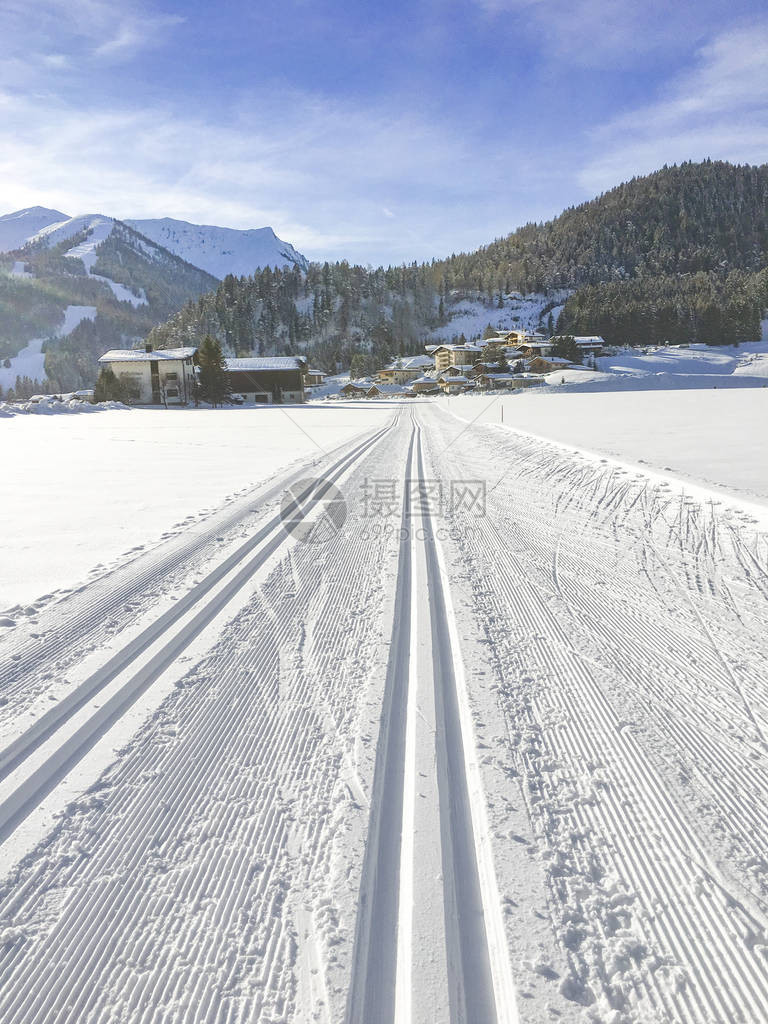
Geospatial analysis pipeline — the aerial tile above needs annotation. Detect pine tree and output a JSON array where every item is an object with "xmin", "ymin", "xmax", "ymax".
[
  {"xmin": 94, "ymin": 367, "xmax": 129, "ymax": 403},
  {"xmin": 197, "ymin": 335, "xmax": 231, "ymax": 407},
  {"xmin": 551, "ymin": 335, "xmax": 582, "ymax": 364}
]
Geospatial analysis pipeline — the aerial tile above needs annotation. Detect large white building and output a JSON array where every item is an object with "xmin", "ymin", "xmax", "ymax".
[{"xmin": 98, "ymin": 345, "xmax": 197, "ymax": 405}]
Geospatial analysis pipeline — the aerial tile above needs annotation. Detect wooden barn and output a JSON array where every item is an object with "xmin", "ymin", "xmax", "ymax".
[{"xmin": 226, "ymin": 357, "xmax": 307, "ymax": 404}]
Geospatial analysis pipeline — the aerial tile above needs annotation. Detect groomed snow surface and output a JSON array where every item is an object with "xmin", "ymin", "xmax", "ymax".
[
  {"xmin": 0, "ymin": 405, "xmax": 391, "ymax": 609},
  {"xmin": 1, "ymin": 397, "xmax": 767, "ymax": 1023}
]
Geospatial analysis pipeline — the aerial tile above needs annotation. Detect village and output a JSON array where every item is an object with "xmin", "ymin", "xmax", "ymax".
[
  {"xmin": 81, "ymin": 328, "xmax": 605, "ymax": 408},
  {"xmin": 338, "ymin": 328, "xmax": 605, "ymax": 399}
]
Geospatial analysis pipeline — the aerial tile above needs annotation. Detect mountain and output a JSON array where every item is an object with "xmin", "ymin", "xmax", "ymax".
[
  {"xmin": 0, "ymin": 209, "xmax": 308, "ymax": 280},
  {"xmin": 0, "ymin": 207, "xmax": 307, "ymax": 395},
  {"xmin": 125, "ymin": 218, "xmax": 308, "ymax": 277},
  {"xmin": 149, "ymin": 161, "xmax": 768, "ymax": 370},
  {"xmin": 0, "ymin": 207, "xmax": 68, "ymax": 252},
  {"xmin": 0, "ymin": 216, "xmax": 218, "ymax": 396}
]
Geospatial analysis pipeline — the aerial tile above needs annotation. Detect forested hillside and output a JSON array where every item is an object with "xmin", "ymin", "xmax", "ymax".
[
  {"xmin": 149, "ymin": 161, "xmax": 768, "ymax": 369},
  {"xmin": 0, "ymin": 221, "xmax": 218, "ymax": 393}
]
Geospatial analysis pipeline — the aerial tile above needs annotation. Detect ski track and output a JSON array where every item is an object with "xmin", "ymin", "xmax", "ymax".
[
  {"xmin": 0, "ymin": 413, "xmax": 406, "ymax": 1024},
  {"xmin": 423, "ymin": 403, "xmax": 768, "ymax": 1022},
  {"xmin": 0, "ymin": 403, "xmax": 767, "ymax": 1023}
]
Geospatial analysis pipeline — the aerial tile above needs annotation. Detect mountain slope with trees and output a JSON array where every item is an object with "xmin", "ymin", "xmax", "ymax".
[
  {"xmin": 149, "ymin": 161, "xmax": 768, "ymax": 370},
  {"xmin": 0, "ymin": 221, "xmax": 218, "ymax": 394}
]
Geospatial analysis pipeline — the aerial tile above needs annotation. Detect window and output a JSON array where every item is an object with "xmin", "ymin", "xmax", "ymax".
[
  {"xmin": 166, "ymin": 388, "xmax": 179, "ymax": 398},
  {"xmin": 165, "ymin": 372, "xmax": 178, "ymax": 382}
]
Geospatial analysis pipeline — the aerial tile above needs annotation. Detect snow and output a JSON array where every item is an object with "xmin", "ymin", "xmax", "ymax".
[
  {"xmin": 0, "ymin": 305, "xmax": 97, "ymax": 391},
  {"xmin": 126, "ymin": 217, "xmax": 308, "ymax": 278},
  {"xmin": 0, "ymin": 207, "xmax": 68, "ymax": 252},
  {"xmin": 0, "ymin": 403, "xmax": 767, "ymax": 1022},
  {"xmin": 447, "ymin": 387, "xmax": 768, "ymax": 508},
  {"xmin": 478, "ymin": 340, "xmax": 768, "ymax": 394},
  {"xmin": 99, "ymin": 346, "xmax": 196, "ymax": 362},
  {"xmin": 55, "ymin": 216, "xmax": 149, "ymax": 307},
  {"xmin": 225, "ymin": 356, "xmax": 304, "ymax": 371},
  {"xmin": 431, "ymin": 290, "xmax": 570, "ymax": 342},
  {"xmin": 0, "ymin": 405, "xmax": 391, "ymax": 609}
]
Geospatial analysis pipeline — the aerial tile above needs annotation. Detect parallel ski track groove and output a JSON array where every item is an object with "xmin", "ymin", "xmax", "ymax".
[
  {"xmin": 0, "ymin": 417, "xmax": 407, "ymax": 1024},
  {"xmin": 0, "ymin": 418, "xmax": 396, "ymax": 845},
  {"xmin": 0, "ymin": 421, "xmax": 392, "ymax": 717},
  {"xmin": 431, "ymin": 407, "xmax": 768, "ymax": 1022}
]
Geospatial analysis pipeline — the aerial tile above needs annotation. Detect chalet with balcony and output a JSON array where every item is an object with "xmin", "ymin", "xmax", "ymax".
[{"xmin": 97, "ymin": 344, "xmax": 197, "ymax": 405}]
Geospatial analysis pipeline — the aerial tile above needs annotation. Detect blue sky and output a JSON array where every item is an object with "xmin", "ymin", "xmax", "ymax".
[{"xmin": 1, "ymin": 0, "xmax": 767, "ymax": 265}]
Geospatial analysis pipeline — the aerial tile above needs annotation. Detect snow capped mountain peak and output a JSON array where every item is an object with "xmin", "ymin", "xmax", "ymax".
[
  {"xmin": 126, "ymin": 216, "xmax": 308, "ymax": 278},
  {"xmin": 29, "ymin": 213, "xmax": 115, "ymax": 249},
  {"xmin": 0, "ymin": 207, "xmax": 308, "ymax": 280},
  {"xmin": 0, "ymin": 206, "xmax": 70, "ymax": 252}
]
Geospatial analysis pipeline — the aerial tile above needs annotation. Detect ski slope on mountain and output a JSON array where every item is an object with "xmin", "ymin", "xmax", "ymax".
[
  {"xmin": 126, "ymin": 218, "xmax": 309, "ymax": 278},
  {"xmin": 0, "ymin": 208, "xmax": 307, "ymax": 282},
  {"xmin": 0, "ymin": 207, "xmax": 68, "ymax": 252},
  {"xmin": 0, "ymin": 306, "xmax": 97, "ymax": 392}
]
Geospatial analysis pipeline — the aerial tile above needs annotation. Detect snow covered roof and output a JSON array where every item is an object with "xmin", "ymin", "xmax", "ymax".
[
  {"xmin": 441, "ymin": 375, "xmax": 469, "ymax": 383},
  {"xmin": 368, "ymin": 382, "xmax": 406, "ymax": 394},
  {"xmin": 225, "ymin": 357, "xmax": 305, "ymax": 371},
  {"xmin": 99, "ymin": 347, "xmax": 197, "ymax": 363},
  {"xmin": 528, "ymin": 355, "xmax": 571, "ymax": 365},
  {"xmin": 432, "ymin": 343, "xmax": 483, "ymax": 352},
  {"xmin": 478, "ymin": 373, "xmax": 522, "ymax": 381},
  {"xmin": 386, "ymin": 355, "xmax": 434, "ymax": 370},
  {"xmin": 573, "ymin": 336, "xmax": 605, "ymax": 346}
]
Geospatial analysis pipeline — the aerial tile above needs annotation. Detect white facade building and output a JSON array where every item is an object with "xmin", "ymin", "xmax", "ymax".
[{"xmin": 98, "ymin": 345, "xmax": 197, "ymax": 405}]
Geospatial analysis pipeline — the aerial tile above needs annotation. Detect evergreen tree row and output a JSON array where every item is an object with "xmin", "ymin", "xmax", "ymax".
[{"xmin": 148, "ymin": 161, "xmax": 768, "ymax": 365}]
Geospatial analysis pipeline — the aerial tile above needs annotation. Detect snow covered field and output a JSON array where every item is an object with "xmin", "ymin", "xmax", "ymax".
[
  {"xmin": 0, "ymin": 404, "xmax": 390, "ymax": 609},
  {"xmin": 1, "ymin": 400, "xmax": 767, "ymax": 1023},
  {"xmin": 448, "ymin": 388, "xmax": 768, "ymax": 509}
]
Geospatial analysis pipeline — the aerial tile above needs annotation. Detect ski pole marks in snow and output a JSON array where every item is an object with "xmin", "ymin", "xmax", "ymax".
[{"xmin": 0, "ymin": 402, "xmax": 767, "ymax": 1022}]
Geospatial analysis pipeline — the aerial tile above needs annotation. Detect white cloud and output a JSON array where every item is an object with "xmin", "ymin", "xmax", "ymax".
[
  {"xmin": 468, "ymin": 0, "xmax": 752, "ymax": 66},
  {"xmin": 0, "ymin": 88, "xmax": 533, "ymax": 264},
  {"xmin": 0, "ymin": 0, "xmax": 182, "ymax": 70},
  {"xmin": 579, "ymin": 21, "xmax": 768, "ymax": 194}
]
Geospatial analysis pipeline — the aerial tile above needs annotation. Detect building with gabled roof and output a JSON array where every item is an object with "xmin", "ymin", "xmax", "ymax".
[
  {"xmin": 225, "ymin": 356, "xmax": 306, "ymax": 404},
  {"xmin": 98, "ymin": 344, "xmax": 197, "ymax": 405},
  {"xmin": 378, "ymin": 355, "xmax": 435, "ymax": 384},
  {"xmin": 430, "ymin": 343, "xmax": 483, "ymax": 372}
]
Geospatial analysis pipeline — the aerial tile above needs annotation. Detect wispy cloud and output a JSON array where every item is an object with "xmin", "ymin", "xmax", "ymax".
[
  {"xmin": 0, "ymin": 88, "xmax": 534, "ymax": 263},
  {"xmin": 579, "ymin": 20, "xmax": 768, "ymax": 194},
  {"xmin": 0, "ymin": 0, "xmax": 182, "ymax": 71},
  {"xmin": 468, "ymin": 0, "xmax": 755, "ymax": 66}
]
